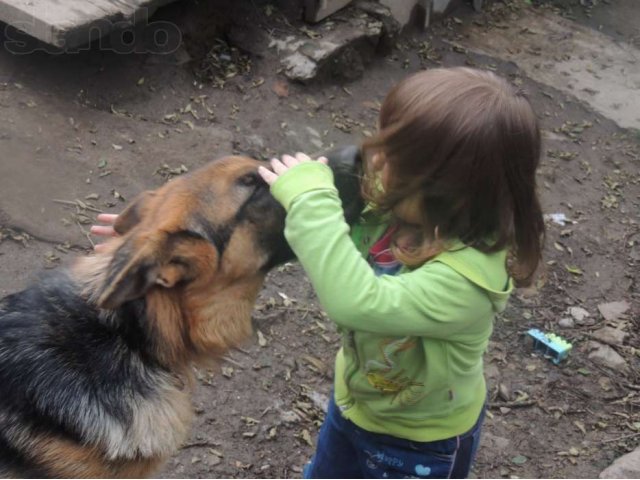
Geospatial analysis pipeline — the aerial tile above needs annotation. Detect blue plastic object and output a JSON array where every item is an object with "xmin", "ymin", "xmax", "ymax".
[{"xmin": 527, "ymin": 328, "xmax": 572, "ymax": 364}]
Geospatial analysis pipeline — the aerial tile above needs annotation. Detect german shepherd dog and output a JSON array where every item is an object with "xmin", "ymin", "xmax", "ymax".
[{"xmin": 0, "ymin": 149, "xmax": 362, "ymax": 478}]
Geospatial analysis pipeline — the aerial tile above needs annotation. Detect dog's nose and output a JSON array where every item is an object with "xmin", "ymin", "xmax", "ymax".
[{"xmin": 324, "ymin": 144, "xmax": 365, "ymax": 226}]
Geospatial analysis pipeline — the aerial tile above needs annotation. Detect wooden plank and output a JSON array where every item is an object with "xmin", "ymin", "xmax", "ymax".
[{"xmin": 0, "ymin": 0, "xmax": 177, "ymax": 49}]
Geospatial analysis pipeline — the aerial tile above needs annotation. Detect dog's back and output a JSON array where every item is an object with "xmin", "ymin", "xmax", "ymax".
[{"xmin": 0, "ymin": 269, "xmax": 192, "ymax": 478}]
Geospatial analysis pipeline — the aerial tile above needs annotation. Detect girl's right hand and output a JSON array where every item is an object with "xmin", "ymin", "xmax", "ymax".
[{"xmin": 90, "ymin": 213, "xmax": 120, "ymax": 252}]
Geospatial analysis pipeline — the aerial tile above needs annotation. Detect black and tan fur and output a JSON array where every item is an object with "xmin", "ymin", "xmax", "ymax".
[{"xmin": 0, "ymin": 152, "xmax": 363, "ymax": 478}]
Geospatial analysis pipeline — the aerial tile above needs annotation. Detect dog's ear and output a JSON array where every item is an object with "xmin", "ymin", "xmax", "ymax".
[
  {"xmin": 97, "ymin": 235, "xmax": 190, "ymax": 309},
  {"xmin": 113, "ymin": 190, "xmax": 156, "ymax": 235}
]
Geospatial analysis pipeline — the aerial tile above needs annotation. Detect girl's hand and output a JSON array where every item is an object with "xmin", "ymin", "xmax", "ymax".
[
  {"xmin": 90, "ymin": 213, "xmax": 119, "ymax": 252},
  {"xmin": 258, "ymin": 152, "xmax": 328, "ymax": 186}
]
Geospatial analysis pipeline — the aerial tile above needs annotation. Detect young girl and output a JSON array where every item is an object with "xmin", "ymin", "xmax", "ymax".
[{"xmin": 257, "ymin": 67, "xmax": 544, "ymax": 478}]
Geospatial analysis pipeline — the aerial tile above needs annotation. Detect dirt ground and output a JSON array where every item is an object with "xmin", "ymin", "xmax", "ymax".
[{"xmin": 0, "ymin": 0, "xmax": 639, "ymax": 478}]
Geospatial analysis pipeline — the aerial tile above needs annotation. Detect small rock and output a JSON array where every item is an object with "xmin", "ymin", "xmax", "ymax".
[
  {"xmin": 280, "ymin": 410, "xmax": 301, "ymax": 423},
  {"xmin": 483, "ymin": 432, "xmax": 510, "ymax": 451},
  {"xmin": 587, "ymin": 341, "xmax": 627, "ymax": 370},
  {"xmin": 308, "ymin": 390, "xmax": 330, "ymax": 413},
  {"xmin": 597, "ymin": 301, "xmax": 630, "ymax": 321},
  {"xmin": 498, "ymin": 383, "xmax": 511, "ymax": 402},
  {"xmin": 599, "ymin": 446, "xmax": 640, "ymax": 478},
  {"xmin": 484, "ymin": 363, "xmax": 499, "ymax": 381},
  {"xmin": 569, "ymin": 306, "xmax": 590, "ymax": 323},
  {"xmin": 559, "ymin": 317, "xmax": 575, "ymax": 329},
  {"xmin": 592, "ymin": 326, "xmax": 627, "ymax": 346},
  {"xmin": 245, "ymin": 134, "xmax": 265, "ymax": 150},
  {"xmin": 598, "ymin": 376, "xmax": 613, "ymax": 392},
  {"xmin": 282, "ymin": 52, "xmax": 318, "ymax": 82}
]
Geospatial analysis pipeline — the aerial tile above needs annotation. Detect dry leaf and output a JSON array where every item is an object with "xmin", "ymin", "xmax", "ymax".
[
  {"xmin": 257, "ymin": 330, "xmax": 268, "ymax": 347},
  {"xmin": 272, "ymin": 80, "xmax": 289, "ymax": 98},
  {"xmin": 301, "ymin": 429, "xmax": 313, "ymax": 446}
]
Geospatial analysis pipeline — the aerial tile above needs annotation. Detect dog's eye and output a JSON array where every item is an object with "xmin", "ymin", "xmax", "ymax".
[{"xmin": 238, "ymin": 172, "xmax": 264, "ymax": 188}]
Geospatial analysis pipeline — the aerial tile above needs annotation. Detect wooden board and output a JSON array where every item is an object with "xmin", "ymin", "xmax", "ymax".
[{"xmin": 0, "ymin": 0, "xmax": 177, "ymax": 49}]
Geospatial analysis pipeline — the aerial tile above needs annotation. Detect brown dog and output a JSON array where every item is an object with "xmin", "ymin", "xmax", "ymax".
[{"xmin": 0, "ymin": 150, "xmax": 363, "ymax": 478}]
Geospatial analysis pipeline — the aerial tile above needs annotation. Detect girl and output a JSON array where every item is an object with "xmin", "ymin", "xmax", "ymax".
[{"xmin": 258, "ymin": 67, "xmax": 544, "ymax": 478}]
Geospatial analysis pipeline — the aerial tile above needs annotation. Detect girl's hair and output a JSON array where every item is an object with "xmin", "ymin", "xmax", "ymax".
[{"xmin": 362, "ymin": 67, "xmax": 545, "ymax": 286}]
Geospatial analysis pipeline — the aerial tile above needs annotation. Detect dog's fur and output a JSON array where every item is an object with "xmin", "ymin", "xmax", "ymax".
[{"xmin": 0, "ymin": 156, "xmax": 300, "ymax": 478}]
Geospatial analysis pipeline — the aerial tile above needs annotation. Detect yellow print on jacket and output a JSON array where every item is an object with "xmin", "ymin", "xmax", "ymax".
[{"xmin": 365, "ymin": 337, "xmax": 426, "ymax": 406}]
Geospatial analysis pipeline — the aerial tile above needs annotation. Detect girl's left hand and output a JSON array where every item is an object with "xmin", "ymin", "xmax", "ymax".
[
  {"xmin": 258, "ymin": 152, "xmax": 328, "ymax": 186},
  {"xmin": 90, "ymin": 213, "xmax": 120, "ymax": 252}
]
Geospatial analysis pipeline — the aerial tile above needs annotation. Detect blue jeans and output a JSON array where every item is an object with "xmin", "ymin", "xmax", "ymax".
[{"xmin": 303, "ymin": 398, "xmax": 485, "ymax": 479}]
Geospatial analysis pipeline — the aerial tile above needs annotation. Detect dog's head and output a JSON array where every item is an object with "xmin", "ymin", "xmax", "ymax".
[
  {"xmin": 89, "ymin": 151, "xmax": 362, "ymax": 364},
  {"xmin": 97, "ymin": 156, "xmax": 290, "ymax": 312},
  {"xmin": 84, "ymin": 157, "xmax": 289, "ymax": 363}
]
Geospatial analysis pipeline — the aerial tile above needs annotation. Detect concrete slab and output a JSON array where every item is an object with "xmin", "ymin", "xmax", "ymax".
[{"xmin": 0, "ymin": 0, "xmax": 176, "ymax": 49}]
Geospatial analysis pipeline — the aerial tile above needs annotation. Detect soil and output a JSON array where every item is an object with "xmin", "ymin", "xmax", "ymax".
[{"xmin": 0, "ymin": 0, "xmax": 638, "ymax": 478}]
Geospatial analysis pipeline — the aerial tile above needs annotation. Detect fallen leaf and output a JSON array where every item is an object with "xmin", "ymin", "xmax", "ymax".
[
  {"xmin": 301, "ymin": 429, "xmax": 313, "ymax": 446},
  {"xmin": 241, "ymin": 416, "xmax": 260, "ymax": 426},
  {"xmin": 209, "ymin": 448, "xmax": 224, "ymax": 457},
  {"xmin": 111, "ymin": 190, "xmax": 125, "ymax": 202},
  {"xmin": 278, "ymin": 291, "xmax": 293, "ymax": 307},
  {"xmin": 565, "ymin": 265, "xmax": 583, "ymax": 276},
  {"xmin": 272, "ymin": 80, "xmax": 289, "ymax": 98},
  {"xmin": 301, "ymin": 354, "xmax": 326, "ymax": 373},
  {"xmin": 257, "ymin": 330, "xmax": 268, "ymax": 347}
]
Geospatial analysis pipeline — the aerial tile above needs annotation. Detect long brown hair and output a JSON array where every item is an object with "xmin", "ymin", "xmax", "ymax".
[{"xmin": 362, "ymin": 67, "xmax": 545, "ymax": 286}]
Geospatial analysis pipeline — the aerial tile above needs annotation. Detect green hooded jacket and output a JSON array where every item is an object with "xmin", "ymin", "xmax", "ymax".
[{"xmin": 271, "ymin": 162, "xmax": 513, "ymax": 442}]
